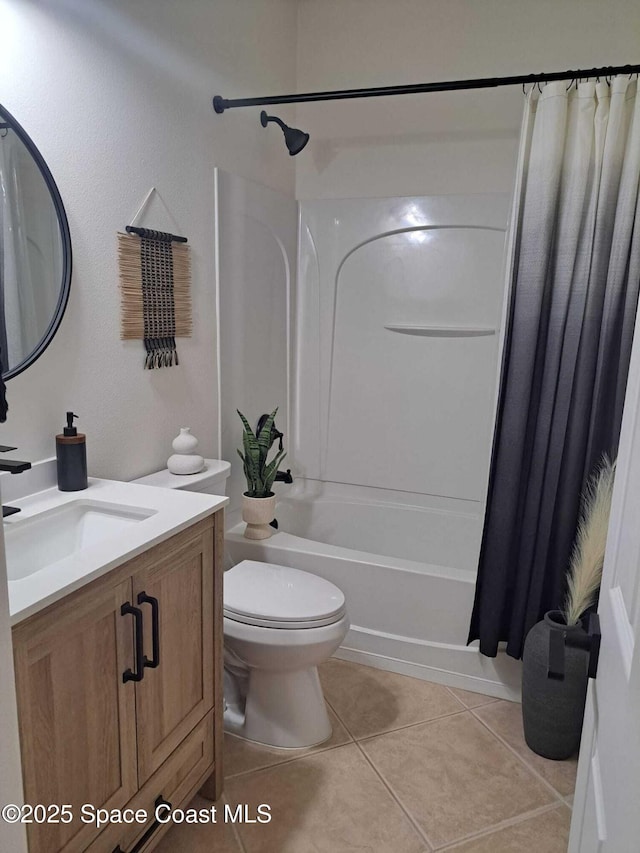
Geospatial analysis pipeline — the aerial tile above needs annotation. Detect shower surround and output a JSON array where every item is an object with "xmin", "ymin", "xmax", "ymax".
[{"xmin": 223, "ymin": 186, "xmax": 521, "ymax": 698}]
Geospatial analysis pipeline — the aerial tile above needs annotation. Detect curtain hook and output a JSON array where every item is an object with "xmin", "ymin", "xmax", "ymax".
[{"xmin": 565, "ymin": 77, "xmax": 575, "ymax": 92}]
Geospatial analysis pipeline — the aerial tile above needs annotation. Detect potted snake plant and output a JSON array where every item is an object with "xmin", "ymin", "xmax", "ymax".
[{"xmin": 237, "ymin": 408, "xmax": 286, "ymax": 540}]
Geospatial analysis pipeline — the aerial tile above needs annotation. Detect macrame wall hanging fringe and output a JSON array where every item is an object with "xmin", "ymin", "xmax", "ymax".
[{"xmin": 118, "ymin": 226, "xmax": 192, "ymax": 369}]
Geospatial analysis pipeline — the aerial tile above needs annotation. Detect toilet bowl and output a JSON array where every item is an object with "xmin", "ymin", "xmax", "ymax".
[
  {"xmin": 132, "ymin": 461, "xmax": 350, "ymax": 749},
  {"xmin": 223, "ymin": 559, "xmax": 349, "ymax": 748}
]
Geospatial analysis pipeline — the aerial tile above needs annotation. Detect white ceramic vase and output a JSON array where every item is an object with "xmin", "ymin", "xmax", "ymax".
[
  {"xmin": 167, "ymin": 427, "xmax": 205, "ymax": 475},
  {"xmin": 242, "ymin": 494, "xmax": 276, "ymax": 540}
]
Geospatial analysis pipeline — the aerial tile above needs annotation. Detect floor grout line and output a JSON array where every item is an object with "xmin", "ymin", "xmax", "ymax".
[
  {"xmin": 353, "ymin": 738, "xmax": 436, "ymax": 851},
  {"xmin": 324, "ymin": 696, "xmax": 351, "ymax": 734},
  {"xmin": 226, "ymin": 735, "xmax": 436, "ymax": 851},
  {"xmin": 440, "ymin": 686, "xmax": 468, "ymax": 711},
  {"xmin": 232, "ymin": 823, "xmax": 248, "ymax": 853},
  {"xmin": 224, "ymin": 737, "xmax": 355, "ymax": 780},
  {"xmin": 322, "ymin": 664, "xmax": 469, "ymax": 736},
  {"xmin": 442, "ymin": 684, "xmax": 502, "ymax": 710},
  {"xmin": 469, "ymin": 708, "xmax": 570, "ymax": 803},
  {"xmin": 353, "ymin": 708, "xmax": 470, "ymax": 744},
  {"xmin": 225, "ymin": 700, "xmax": 470, "ymax": 782},
  {"xmin": 224, "ymin": 697, "xmax": 499, "ymax": 778},
  {"xmin": 223, "ymin": 794, "xmax": 249, "ymax": 853},
  {"xmin": 223, "ymin": 701, "xmax": 356, "ymax": 780},
  {"xmin": 324, "ymin": 685, "xmax": 480, "ymax": 743},
  {"xmin": 433, "ymin": 801, "xmax": 569, "ymax": 851}
]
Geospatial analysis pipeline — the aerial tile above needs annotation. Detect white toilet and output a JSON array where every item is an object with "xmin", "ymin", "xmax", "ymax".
[{"xmin": 133, "ymin": 460, "xmax": 350, "ymax": 749}]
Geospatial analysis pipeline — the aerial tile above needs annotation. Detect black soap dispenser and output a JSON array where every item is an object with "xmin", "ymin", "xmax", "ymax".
[{"xmin": 56, "ymin": 412, "xmax": 88, "ymax": 491}]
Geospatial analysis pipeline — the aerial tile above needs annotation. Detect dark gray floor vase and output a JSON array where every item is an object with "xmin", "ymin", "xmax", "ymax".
[{"xmin": 522, "ymin": 611, "xmax": 589, "ymax": 760}]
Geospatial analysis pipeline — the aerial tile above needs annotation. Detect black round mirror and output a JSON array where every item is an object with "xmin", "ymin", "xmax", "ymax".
[{"xmin": 0, "ymin": 104, "xmax": 71, "ymax": 380}]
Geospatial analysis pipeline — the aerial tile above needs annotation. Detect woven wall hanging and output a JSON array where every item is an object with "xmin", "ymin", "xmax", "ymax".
[{"xmin": 118, "ymin": 226, "xmax": 192, "ymax": 368}]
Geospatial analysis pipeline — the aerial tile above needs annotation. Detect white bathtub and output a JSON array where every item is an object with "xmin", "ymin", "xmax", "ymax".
[{"xmin": 226, "ymin": 483, "xmax": 522, "ymax": 699}]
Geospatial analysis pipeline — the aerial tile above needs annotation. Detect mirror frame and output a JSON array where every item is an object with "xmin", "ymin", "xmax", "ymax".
[{"xmin": 0, "ymin": 104, "xmax": 72, "ymax": 381}]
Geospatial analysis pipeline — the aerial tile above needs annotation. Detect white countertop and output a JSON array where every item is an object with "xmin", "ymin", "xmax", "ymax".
[{"xmin": 5, "ymin": 478, "xmax": 228, "ymax": 625}]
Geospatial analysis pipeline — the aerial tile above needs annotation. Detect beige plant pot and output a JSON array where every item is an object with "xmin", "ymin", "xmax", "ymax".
[{"xmin": 242, "ymin": 493, "xmax": 276, "ymax": 540}]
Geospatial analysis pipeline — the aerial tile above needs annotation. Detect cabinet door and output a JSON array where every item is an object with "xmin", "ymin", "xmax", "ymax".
[
  {"xmin": 132, "ymin": 521, "xmax": 214, "ymax": 784},
  {"xmin": 85, "ymin": 711, "xmax": 214, "ymax": 853},
  {"xmin": 13, "ymin": 578, "xmax": 138, "ymax": 853}
]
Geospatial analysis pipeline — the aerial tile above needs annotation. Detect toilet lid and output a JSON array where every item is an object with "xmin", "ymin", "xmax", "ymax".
[{"xmin": 223, "ymin": 560, "xmax": 346, "ymax": 629}]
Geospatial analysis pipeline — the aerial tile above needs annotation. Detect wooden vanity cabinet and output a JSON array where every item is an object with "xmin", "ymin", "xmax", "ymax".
[{"xmin": 12, "ymin": 511, "xmax": 224, "ymax": 853}]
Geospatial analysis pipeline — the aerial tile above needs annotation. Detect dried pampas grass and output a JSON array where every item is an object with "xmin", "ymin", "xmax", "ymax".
[{"xmin": 563, "ymin": 455, "xmax": 616, "ymax": 626}]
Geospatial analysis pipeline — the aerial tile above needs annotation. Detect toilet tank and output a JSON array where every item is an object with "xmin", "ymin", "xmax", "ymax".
[{"xmin": 132, "ymin": 459, "xmax": 231, "ymax": 495}]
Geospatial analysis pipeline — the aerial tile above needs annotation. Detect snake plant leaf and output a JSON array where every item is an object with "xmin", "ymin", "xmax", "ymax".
[
  {"xmin": 237, "ymin": 409, "xmax": 256, "ymax": 439},
  {"xmin": 237, "ymin": 449, "xmax": 254, "ymax": 488},
  {"xmin": 236, "ymin": 448, "xmax": 252, "ymax": 487},
  {"xmin": 238, "ymin": 410, "xmax": 260, "ymax": 454},
  {"xmin": 263, "ymin": 449, "xmax": 286, "ymax": 482},
  {"xmin": 242, "ymin": 431, "xmax": 259, "ymax": 465},
  {"xmin": 263, "ymin": 450, "xmax": 287, "ymax": 493},
  {"xmin": 242, "ymin": 428, "xmax": 261, "ymax": 477},
  {"xmin": 257, "ymin": 408, "xmax": 279, "ymax": 455}
]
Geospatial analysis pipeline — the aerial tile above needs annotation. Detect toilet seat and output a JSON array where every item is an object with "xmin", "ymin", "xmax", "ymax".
[{"xmin": 224, "ymin": 560, "xmax": 346, "ymax": 630}]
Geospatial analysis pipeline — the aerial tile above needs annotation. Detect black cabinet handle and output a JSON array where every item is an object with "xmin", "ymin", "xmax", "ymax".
[
  {"xmin": 112, "ymin": 795, "xmax": 172, "ymax": 853},
  {"xmin": 137, "ymin": 591, "xmax": 160, "ymax": 669},
  {"xmin": 121, "ymin": 602, "xmax": 145, "ymax": 683}
]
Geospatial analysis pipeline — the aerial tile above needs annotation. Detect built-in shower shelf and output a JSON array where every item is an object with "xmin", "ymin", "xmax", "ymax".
[{"xmin": 384, "ymin": 324, "xmax": 496, "ymax": 337}]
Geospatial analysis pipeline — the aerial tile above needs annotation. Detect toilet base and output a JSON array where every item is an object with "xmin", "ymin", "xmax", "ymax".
[{"xmin": 224, "ymin": 665, "xmax": 332, "ymax": 749}]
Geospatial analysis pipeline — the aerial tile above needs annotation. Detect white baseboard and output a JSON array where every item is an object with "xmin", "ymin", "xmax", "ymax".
[{"xmin": 335, "ymin": 625, "xmax": 522, "ymax": 702}]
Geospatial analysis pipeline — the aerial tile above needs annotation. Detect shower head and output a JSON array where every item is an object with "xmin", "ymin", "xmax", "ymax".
[{"xmin": 260, "ymin": 110, "xmax": 309, "ymax": 156}]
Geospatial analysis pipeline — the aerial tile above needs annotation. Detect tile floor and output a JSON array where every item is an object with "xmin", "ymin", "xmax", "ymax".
[{"xmin": 157, "ymin": 659, "xmax": 576, "ymax": 853}]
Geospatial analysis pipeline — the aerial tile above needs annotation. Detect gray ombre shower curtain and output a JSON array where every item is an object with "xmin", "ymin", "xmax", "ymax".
[{"xmin": 469, "ymin": 77, "xmax": 640, "ymax": 659}]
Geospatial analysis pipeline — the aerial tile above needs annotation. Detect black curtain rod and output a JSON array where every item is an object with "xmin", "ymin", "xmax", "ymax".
[{"xmin": 213, "ymin": 63, "xmax": 640, "ymax": 113}]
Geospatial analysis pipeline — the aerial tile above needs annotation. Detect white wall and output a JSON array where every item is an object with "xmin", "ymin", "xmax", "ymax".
[
  {"xmin": 0, "ymin": 0, "xmax": 297, "ymax": 479},
  {"xmin": 295, "ymin": 0, "xmax": 640, "ymax": 199},
  {"xmin": 216, "ymin": 170, "xmax": 297, "ymax": 516}
]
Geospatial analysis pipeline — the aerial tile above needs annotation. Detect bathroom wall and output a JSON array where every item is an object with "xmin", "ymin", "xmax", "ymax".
[
  {"xmin": 295, "ymin": 0, "xmax": 640, "ymax": 199},
  {"xmin": 0, "ymin": 0, "xmax": 297, "ymax": 478},
  {"xmin": 216, "ymin": 170, "xmax": 297, "ymax": 516}
]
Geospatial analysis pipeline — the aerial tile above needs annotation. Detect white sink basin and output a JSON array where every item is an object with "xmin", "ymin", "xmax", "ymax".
[
  {"xmin": 2, "ymin": 472, "xmax": 228, "ymax": 625},
  {"xmin": 5, "ymin": 500, "xmax": 156, "ymax": 581}
]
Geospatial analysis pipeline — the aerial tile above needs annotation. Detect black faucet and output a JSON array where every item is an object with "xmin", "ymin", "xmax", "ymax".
[
  {"xmin": 256, "ymin": 414, "xmax": 293, "ymax": 485},
  {"xmin": 0, "ymin": 445, "xmax": 31, "ymax": 517}
]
